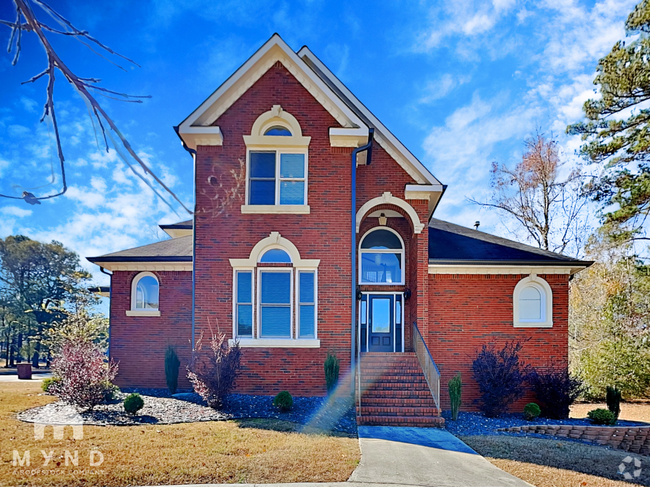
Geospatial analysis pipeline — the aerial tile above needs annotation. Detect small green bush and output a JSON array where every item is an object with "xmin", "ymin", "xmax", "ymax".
[
  {"xmin": 41, "ymin": 377, "xmax": 61, "ymax": 393},
  {"xmin": 523, "ymin": 402, "xmax": 541, "ymax": 421},
  {"xmin": 102, "ymin": 381, "xmax": 120, "ymax": 401},
  {"xmin": 587, "ymin": 408, "xmax": 616, "ymax": 425},
  {"xmin": 123, "ymin": 393, "xmax": 145, "ymax": 415},
  {"xmin": 324, "ymin": 352, "xmax": 340, "ymax": 393},
  {"xmin": 273, "ymin": 391, "xmax": 293, "ymax": 412},
  {"xmin": 448, "ymin": 373, "xmax": 462, "ymax": 421},
  {"xmin": 606, "ymin": 386, "xmax": 622, "ymax": 420},
  {"xmin": 165, "ymin": 346, "xmax": 181, "ymax": 395}
]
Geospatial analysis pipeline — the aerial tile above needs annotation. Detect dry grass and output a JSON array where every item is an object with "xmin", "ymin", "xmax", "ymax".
[
  {"xmin": 572, "ymin": 403, "xmax": 650, "ymax": 424},
  {"xmin": 462, "ymin": 435, "xmax": 648, "ymax": 487},
  {"xmin": 0, "ymin": 381, "xmax": 360, "ymax": 486}
]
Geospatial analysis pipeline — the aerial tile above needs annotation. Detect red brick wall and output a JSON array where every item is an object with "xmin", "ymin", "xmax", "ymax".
[
  {"xmin": 193, "ymin": 62, "xmax": 420, "ymax": 396},
  {"xmin": 109, "ymin": 270, "xmax": 192, "ymax": 389},
  {"xmin": 427, "ymin": 273, "xmax": 570, "ymax": 412}
]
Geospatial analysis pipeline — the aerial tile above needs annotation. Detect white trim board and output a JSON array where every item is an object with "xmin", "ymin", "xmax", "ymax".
[
  {"xmin": 93, "ymin": 262, "xmax": 193, "ymax": 272},
  {"xmin": 428, "ymin": 264, "xmax": 588, "ymax": 275}
]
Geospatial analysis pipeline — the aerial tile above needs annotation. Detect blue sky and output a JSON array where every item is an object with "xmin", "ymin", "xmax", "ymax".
[{"xmin": 0, "ymin": 0, "xmax": 638, "ymax": 293}]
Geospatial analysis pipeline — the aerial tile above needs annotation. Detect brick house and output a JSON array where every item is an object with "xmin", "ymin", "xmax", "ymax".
[{"xmin": 88, "ymin": 34, "xmax": 591, "ymax": 426}]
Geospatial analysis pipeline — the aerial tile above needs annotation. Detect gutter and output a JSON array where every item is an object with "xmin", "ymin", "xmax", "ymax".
[
  {"xmin": 174, "ymin": 125, "xmax": 198, "ymax": 350},
  {"xmin": 350, "ymin": 128, "xmax": 374, "ymax": 396}
]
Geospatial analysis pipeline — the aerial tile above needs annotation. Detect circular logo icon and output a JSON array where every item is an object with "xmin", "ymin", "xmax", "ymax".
[{"xmin": 618, "ymin": 456, "xmax": 642, "ymax": 480}]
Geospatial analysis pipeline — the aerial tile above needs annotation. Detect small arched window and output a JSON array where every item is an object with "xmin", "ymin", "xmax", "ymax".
[
  {"xmin": 130, "ymin": 272, "xmax": 159, "ymax": 313},
  {"xmin": 359, "ymin": 228, "xmax": 404, "ymax": 285},
  {"xmin": 260, "ymin": 249, "xmax": 292, "ymax": 263},
  {"xmin": 513, "ymin": 276, "xmax": 552, "ymax": 328},
  {"xmin": 264, "ymin": 126, "xmax": 292, "ymax": 136}
]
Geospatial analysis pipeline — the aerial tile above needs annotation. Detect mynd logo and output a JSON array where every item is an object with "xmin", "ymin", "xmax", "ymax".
[
  {"xmin": 32, "ymin": 404, "xmax": 83, "ymax": 440},
  {"xmin": 618, "ymin": 455, "xmax": 642, "ymax": 480}
]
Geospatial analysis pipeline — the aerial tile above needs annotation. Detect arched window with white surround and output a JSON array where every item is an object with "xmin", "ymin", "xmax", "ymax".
[
  {"xmin": 230, "ymin": 232, "xmax": 320, "ymax": 347},
  {"xmin": 513, "ymin": 275, "xmax": 553, "ymax": 328},
  {"xmin": 242, "ymin": 105, "xmax": 311, "ymax": 213},
  {"xmin": 359, "ymin": 228, "xmax": 405, "ymax": 285},
  {"xmin": 127, "ymin": 272, "xmax": 160, "ymax": 316}
]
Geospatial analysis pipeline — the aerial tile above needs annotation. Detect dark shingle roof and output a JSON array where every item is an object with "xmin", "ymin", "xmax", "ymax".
[
  {"xmin": 159, "ymin": 219, "xmax": 192, "ymax": 230},
  {"xmin": 87, "ymin": 235, "xmax": 192, "ymax": 263},
  {"xmin": 428, "ymin": 219, "xmax": 591, "ymax": 267}
]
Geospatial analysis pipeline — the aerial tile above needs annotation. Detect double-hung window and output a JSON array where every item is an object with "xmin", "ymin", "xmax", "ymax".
[{"xmin": 249, "ymin": 151, "xmax": 307, "ymax": 205}]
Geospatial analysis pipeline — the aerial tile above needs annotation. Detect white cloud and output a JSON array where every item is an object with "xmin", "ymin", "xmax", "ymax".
[
  {"xmin": 0, "ymin": 206, "xmax": 33, "ymax": 218},
  {"xmin": 419, "ymin": 73, "xmax": 472, "ymax": 103},
  {"xmin": 20, "ymin": 97, "xmax": 38, "ymax": 113}
]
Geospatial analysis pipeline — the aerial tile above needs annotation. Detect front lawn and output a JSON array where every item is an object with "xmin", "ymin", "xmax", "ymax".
[
  {"xmin": 463, "ymin": 435, "xmax": 648, "ymax": 487},
  {"xmin": 0, "ymin": 381, "xmax": 360, "ymax": 487}
]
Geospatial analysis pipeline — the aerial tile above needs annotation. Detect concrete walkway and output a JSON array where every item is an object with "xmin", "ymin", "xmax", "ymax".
[
  {"xmin": 0, "ymin": 372, "xmax": 51, "ymax": 382},
  {"xmin": 160, "ymin": 426, "xmax": 532, "ymax": 487},
  {"xmin": 348, "ymin": 426, "xmax": 533, "ymax": 487}
]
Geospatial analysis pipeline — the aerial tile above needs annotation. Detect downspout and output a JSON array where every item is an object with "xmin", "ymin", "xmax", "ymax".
[
  {"xmin": 99, "ymin": 267, "xmax": 112, "ymax": 354},
  {"xmin": 174, "ymin": 126, "xmax": 197, "ymax": 350},
  {"xmin": 351, "ymin": 128, "xmax": 374, "ymax": 395}
]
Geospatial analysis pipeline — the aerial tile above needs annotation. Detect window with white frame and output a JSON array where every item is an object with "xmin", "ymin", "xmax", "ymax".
[
  {"xmin": 128, "ymin": 272, "xmax": 160, "ymax": 315},
  {"xmin": 513, "ymin": 275, "xmax": 553, "ymax": 328},
  {"xmin": 243, "ymin": 105, "xmax": 311, "ymax": 212},
  {"xmin": 359, "ymin": 228, "xmax": 404, "ymax": 285},
  {"xmin": 231, "ymin": 238, "xmax": 319, "ymax": 346},
  {"xmin": 249, "ymin": 151, "xmax": 307, "ymax": 205}
]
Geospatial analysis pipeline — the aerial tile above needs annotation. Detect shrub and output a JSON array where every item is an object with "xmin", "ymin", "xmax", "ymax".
[
  {"xmin": 448, "ymin": 373, "xmax": 462, "ymax": 421},
  {"xmin": 523, "ymin": 402, "xmax": 541, "ymax": 421},
  {"xmin": 528, "ymin": 367, "xmax": 582, "ymax": 419},
  {"xmin": 606, "ymin": 386, "xmax": 622, "ymax": 420},
  {"xmin": 41, "ymin": 377, "xmax": 61, "ymax": 394},
  {"xmin": 165, "ymin": 346, "xmax": 181, "ymax": 395},
  {"xmin": 187, "ymin": 332, "xmax": 241, "ymax": 409},
  {"xmin": 273, "ymin": 391, "xmax": 293, "ymax": 412},
  {"xmin": 472, "ymin": 341, "xmax": 530, "ymax": 417},
  {"xmin": 588, "ymin": 408, "xmax": 616, "ymax": 425},
  {"xmin": 48, "ymin": 339, "xmax": 118, "ymax": 410},
  {"xmin": 123, "ymin": 393, "xmax": 144, "ymax": 415},
  {"xmin": 324, "ymin": 352, "xmax": 340, "ymax": 393},
  {"xmin": 102, "ymin": 380, "xmax": 120, "ymax": 401}
]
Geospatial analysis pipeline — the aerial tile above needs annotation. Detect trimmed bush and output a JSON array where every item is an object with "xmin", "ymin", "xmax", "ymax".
[
  {"xmin": 606, "ymin": 386, "xmax": 622, "ymax": 420},
  {"xmin": 528, "ymin": 367, "xmax": 582, "ymax": 419},
  {"xmin": 273, "ymin": 391, "xmax": 293, "ymax": 412},
  {"xmin": 324, "ymin": 352, "xmax": 340, "ymax": 393},
  {"xmin": 165, "ymin": 346, "xmax": 181, "ymax": 395},
  {"xmin": 41, "ymin": 377, "xmax": 61, "ymax": 394},
  {"xmin": 523, "ymin": 402, "xmax": 541, "ymax": 421},
  {"xmin": 187, "ymin": 332, "xmax": 241, "ymax": 409},
  {"xmin": 123, "ymin": 393, "xmax": 144, "ymax": 415},
  {"xmin": 48, "ymin": 339, "xmax": 119, "ymax": 410},
  {"xmin": 448, "ymin": 373, "xmax": 462, "ymax": 421},
  {"xmin": 102, "ymin": 380, "xmax": 120, "ymax": 401},
  {"xmin": 472, "ymin": 341, "xmax": 530, "ymax": 417},
  {"xmin": 588, "ymin": 408, "xmax": 616, "ymax": 425}
]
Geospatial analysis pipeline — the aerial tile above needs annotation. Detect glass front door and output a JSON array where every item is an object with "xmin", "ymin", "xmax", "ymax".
[{"xmin": 359, "ymin": 293, "xmax": 403, "ymax": 352}]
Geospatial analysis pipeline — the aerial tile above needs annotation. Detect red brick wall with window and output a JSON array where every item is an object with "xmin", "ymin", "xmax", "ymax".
[
  {"xmin": 193, "ymin": 63, "xmax": 421, "ymax": 396},
  {"xmin": 427, "ymin": 273, "xmax": 569, "ymax": 412},
  {"xmin": 109, "ymin": 270, "xmax": 192, "ymax": 389}
]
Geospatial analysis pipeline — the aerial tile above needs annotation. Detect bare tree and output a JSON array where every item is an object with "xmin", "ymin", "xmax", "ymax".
[
  {"xmin": 470, "ymin": 132, "xmax": 589, "ymax": 256},
  {"xmin": 1, "ymin": 0, "xmax": 190, "ymax": 213}
]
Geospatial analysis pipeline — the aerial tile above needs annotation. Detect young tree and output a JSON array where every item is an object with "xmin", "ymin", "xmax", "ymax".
[
  {"xmin": 0, "ymin": 235, "xmax": 91, "ymax": 366},
  {"xmin": 471, "ymin": 132, "xmax": 589, "ymax": 256},
  {"xmin": 568, "ymin": 0, "xmax": 650, "ymax": 243}
]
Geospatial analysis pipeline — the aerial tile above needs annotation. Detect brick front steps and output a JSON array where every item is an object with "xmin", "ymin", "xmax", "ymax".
[
  {"xmin": 498, "ymin": 424, "xmax": 650, "ymax": 455},
  {"xmin": 356, "ymin": 352, "xmax": 444, "ymax": 428}
]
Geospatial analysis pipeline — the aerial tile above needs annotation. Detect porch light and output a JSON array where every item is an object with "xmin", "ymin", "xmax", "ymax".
[{"xmin": 379, "ymin": 213, "xmax": 387, "ymax": 226}]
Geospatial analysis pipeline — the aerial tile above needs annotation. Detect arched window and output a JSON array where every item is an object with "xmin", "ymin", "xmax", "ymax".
[
  {"xmin": 513, "ymin": 276, "xmax": 553, "ymax": 328},
  {"xmin": 231, "ymin": 232, "xmax": 319, "ymax": 344},
  {"xmin": 128, "ymin": 272, "xmax": 160, "ymax": 316},
  {"xmin": 264, "ymin": 126, "xmax": 292, "ymax": 136},
  {"xmin": 359, "ymin": 228, "xmax": 404, "ymax": 285}
]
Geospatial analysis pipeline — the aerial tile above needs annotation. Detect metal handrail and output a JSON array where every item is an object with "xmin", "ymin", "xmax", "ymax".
[{"xmin": 412, "ymin": 321, "xmax": 441, "ymax": 412}]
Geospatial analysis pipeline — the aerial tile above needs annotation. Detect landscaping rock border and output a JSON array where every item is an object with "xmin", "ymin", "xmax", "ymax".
[{"xmin": 498, "ymin": 424, "xmax": 650, "ymax": 455}]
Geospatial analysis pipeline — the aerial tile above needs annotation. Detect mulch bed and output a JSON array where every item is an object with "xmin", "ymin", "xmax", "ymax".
[{"xmin": 18, "ymin": 389, "xmax": 357, "ymax": 436}]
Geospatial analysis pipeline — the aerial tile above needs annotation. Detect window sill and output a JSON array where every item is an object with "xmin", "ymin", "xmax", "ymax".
[
  {"xmin": 241, "ymin": 205, "xmax": 310, "ymax": 215},
  {"xmin": 126, "ymin": 310, "xmax": 161, "ymax": 317},
  {"xmin": 229, "ymin": 338, "xmax": 320, "ymax": 348},
  {"xmin": 513, "ymin": 321, "xmax": 552, "ymax": 328}
]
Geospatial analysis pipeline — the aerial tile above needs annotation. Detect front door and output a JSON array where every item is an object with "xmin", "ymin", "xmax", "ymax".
[{"xmin": 368, "ymin": 294, "xmax": 394, "ymax": 352}]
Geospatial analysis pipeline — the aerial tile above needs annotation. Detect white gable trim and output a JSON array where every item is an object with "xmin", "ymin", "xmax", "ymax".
[
  {"xmin": 297, "ymin": 46, "xmax": 442, "ymax": 188},
  {"xmin": 427, "ymin": 265, "xmax": 587, "ymax": 275},
  {"xmin": 178, "ymin": 35, "xmax": 367, "ymax": 148}
]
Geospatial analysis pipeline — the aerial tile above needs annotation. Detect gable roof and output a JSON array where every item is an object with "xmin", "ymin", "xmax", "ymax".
[
  {"xmin": 428, "ymin": 219, "xmax": 592, "ymax": 273},
  {"xmin": 87, "ymin": 235, "xmax": 192, "ymax": 265},
  {"xmin": 176, "ymin": 34, "xmax": 442, "ymax": 190}
]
